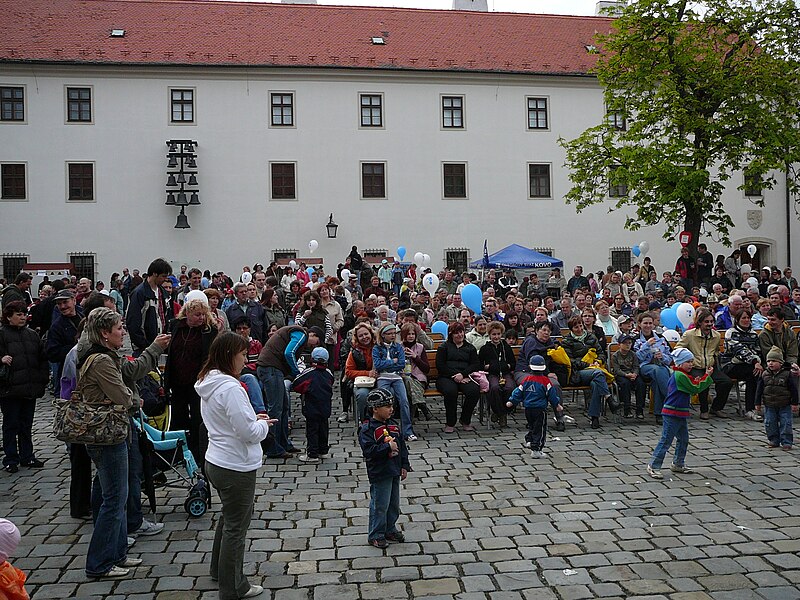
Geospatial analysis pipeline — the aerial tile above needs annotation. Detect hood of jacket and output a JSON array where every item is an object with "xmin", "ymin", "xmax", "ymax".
[{"xmin": 195, "ymin": 369, "xmax": 242, "ymax": 400}]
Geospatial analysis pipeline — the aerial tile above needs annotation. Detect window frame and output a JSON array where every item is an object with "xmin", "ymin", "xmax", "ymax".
[
  {"xmin": 526, "ymin": 96, "xmax": 549, "ymax": 131},
  {"xmin": 605, "ymin": 101, "xmax": 627, "ymax": 131},
  {"xmin": 445, "ymin": 249, "xmax": 469, "ymax": 274},
  {"xmin": 269, "ymin": 161, "xmax": 298, "ymax": 201},
  {"xmin": 441, "ymin": 94, "xmax": 465, "ymax": 130},
  {"xmin": 66, "ymin": 161, "xmax": 96, "ymax": 202},
  {"xmin": 359, "ymin": 93, "xmax": 384, "ymax": 129},
  {"xmin": 2, "ymin": 255, "xmax": 29, "ymax": 281},
  {"xmin": 69, "ymin": 254, "xmax": 96, "ymax": 283},
  {"xmin": 442, "ymin": 162, "xmax": 468, "ymax": 200},
  {"xmin": 743, "ymin": 171, "xmax": 763, "ymax": 198},
  {"xmin": 0, "ymin": 85, "xmax": 25, "ymax": 123},
  {"xmin": 527, "ymin": 162, "xmax": 553, "ymax": 199},
  {"xmin": 610, "ymin": 248, "xmax": 632, "ymax": 274},
  {"xmin": 1, "ymin": 162, "xmax": 27, "ymax": 201},
  {"xmin": 169, "ymin": 87, "xmax": 196, "ymax": 125},
  {"xmin": 360, "ymin": 161, "xmax": 387, "ymax": 200},
  {"xmin": 65, "ymin": 85, "xmax": 93, "ymax": 124},
  {"xmin": 608, "ymin": 165, "xmax": 629, "ymax": 198},
  {"xmin": 269, "ymin": 91, "xmax": 295, "ymax": 128}
]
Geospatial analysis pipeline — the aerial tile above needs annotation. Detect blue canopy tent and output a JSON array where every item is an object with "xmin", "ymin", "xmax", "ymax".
[{"xmin": 469, "ymin": 244, "xmax": 564, "ymax": 269}]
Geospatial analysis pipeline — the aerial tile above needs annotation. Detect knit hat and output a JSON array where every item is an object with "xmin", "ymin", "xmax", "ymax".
[
  {"xmin": 311, "ymin": 347, "xmax": 329, "ymax": 364},
  {"xmin": 766, "ymin": 346, "xmax": 784, "ymax": 363},
  {"xmin": 671, "ymin": 348, "xmax": 694, "ymax": 366},
  {"xmin": 367, "ymin": 388, "xmax": 394, "ymax": 409},
  {"xmin": 306, "ymin": 326, "xmax": 325, "ymax": 340},
  {"xmin": 0, "ymin": 519, "xmax": 20, "ymax": 562},
  {"xmin": 528, "ymin": 355, "xmax": 546, "ymax": 371}
]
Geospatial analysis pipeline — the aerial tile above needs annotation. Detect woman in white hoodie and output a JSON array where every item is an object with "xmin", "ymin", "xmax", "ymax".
[{"xmin": 195, "ymin": 332, "xmax": 271, "ymax": 599}]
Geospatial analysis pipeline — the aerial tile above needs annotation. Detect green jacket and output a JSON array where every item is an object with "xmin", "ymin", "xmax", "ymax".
[{"xmin": 758, "ymin": 323, "xmax": 798, "ymax": 365}]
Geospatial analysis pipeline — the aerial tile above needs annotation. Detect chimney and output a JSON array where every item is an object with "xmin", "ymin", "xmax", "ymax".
[
  {"xmin": 452, "ymin": 0, "xmax": 489, "ymax": 11},
  {"xmin": 595, "ymin": 1, "xmax": 625, "ymax": 16}
]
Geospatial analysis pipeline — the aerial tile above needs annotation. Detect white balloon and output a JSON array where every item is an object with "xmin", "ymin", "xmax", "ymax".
[
  {"xmin": 638, "ymin": 241, "xmax": 650, "ymax": 255},
  {"xmin": 340, "ymin": 269, "xmax": 351, "ymax": 281},
  {"xmin": 289, "ymin": 260, "xmax": 298, "ymax": 270},
  {"xmin": 747, "ymin": 244, "xmax": 757, "ymax": 258},
  {"xmin": 740, "ymin": 264, "xmax": 751, "ymax": 274},
  {"xmin": 422, "ymin": 273, "xmax": 440, "ymax": 295},
  {"xmin": 241, "ymin": 272, "xmax": 252, "ymax": 284},
  {"xmin": 675, "ymin": 302, "xmax": 695, "ymax": 329},
  {"xmin": 308, "ymin": 240, "xmax": 319, "ymax": 254},
  {"xmin": 184, "ymin": 289, "xmax": 209, "ymax": 306},
  {"xmin": 422, "ymin": 253, "xmax": 431, "ymax": 267},
  {"xmin": 413, "ymin": 252, "xmax": 424, "ymax": 266},
  {"xmin": 662, "ymin": 329, "xmax": 681, "ymax": 342}
]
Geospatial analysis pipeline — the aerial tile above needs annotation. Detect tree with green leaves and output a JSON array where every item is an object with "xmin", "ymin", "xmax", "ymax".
[{"xmin": 560, "ymin": 0, "xmax": 800, "ymax": 256}]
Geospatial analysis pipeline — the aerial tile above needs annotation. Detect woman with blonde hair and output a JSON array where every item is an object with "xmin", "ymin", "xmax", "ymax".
[
  {"xmin": 166, "ymin": 298, "xmax": 218, "ymax": 468},
  {"xmin": 344, "ymin": 322, "xmax": 377, "ymax": 421}
]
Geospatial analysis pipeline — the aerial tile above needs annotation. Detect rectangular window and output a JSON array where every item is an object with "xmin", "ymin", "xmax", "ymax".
[
  {"xmin": 609, "ymin": 166, "xmax": 628, "ymax": 197},
  {"xmin": 442, "ymin": 96, "xmax": 464, "ymax": 128},
  {"xmin": 1, "ymin": 164, "xmax": 25, "ymax": 199},
  {"xmin": 67, "ymin": 87, "xmax": 92, "ymax": 122},
  {"xmin": 443, "ymin": 163, "xmax": 467, "ymax": 198},
  {"xmin": 744, "ymin": 171, "xmax": 763, "ymax": 197},
  {"xmin": 606, "ymin": 102, "xmax": 626, "ymax": 131},
  {"xmin": 527, "ymin": 97, "xmax": 548, "ymax": 130},
  {"xmin": 270, "ymin": 93, "xmax": 294, "ymax": 126},
  {"xmin": 445, "ymin": 249, "xmax": 468, "ymax": 274},
  {"xmin": 69, "ymin": 254, "xmax": 95, "ymax": 283},
  {"xmin": 611, "ymin": 248, "xmax": 632, "ymax": 274},
  {"xmin": 528, "ymin": 163, "xmax": 552, "ymax": 198},
  {"xmin": 68, "ymin": 163, "xmax": 94, "ymax": 201},
  {"xmin": 270, "ymin": 163, "xmax": 296, "ymax": 200},
  {"xmin": 360, "ymin": 94, "xmax": 382, "ymax": 127},
  {"xmin": 533, "ymin": 247, "xmax": 554, "ymax": 257},
  {"xmin": 0, "ymin": 87, "xmax": 24, "ymax": 121},
  {"xmin": 273, "ymin": 250, "xmax": 297, "ymax": 261},
  {"xmin": 2, "ymin": 255, "xmax": 28, "ymax": 281},
  {"xmin": 170, "ymin": 89, "xmax": 194, "ymax": 123},
  {"xmin": 361, "ymin": 162, "xmax": 386, "ymax": 198}
]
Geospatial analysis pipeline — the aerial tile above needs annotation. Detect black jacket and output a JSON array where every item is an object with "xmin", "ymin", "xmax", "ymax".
[
  {"xmin": 292, "ymin": 365, "xmax": 334, "ymax": 419},
  {"xmin": 0, "ymin": 325, "xmax": 49, "ymax": 399},
  {"xmin": 435, "ymin": 340, "xmax": 480, "ymax": 378},
  {"xmin": 46, "ymin": 307, "xmax": 84, "ymax": 366},
  {"xmin": 478, "ymin": 340, "xmax": 515, "ymax": 377},
  {"xmin": 358, "ymin": 417, "xmax": 411, "ymax": 483}
]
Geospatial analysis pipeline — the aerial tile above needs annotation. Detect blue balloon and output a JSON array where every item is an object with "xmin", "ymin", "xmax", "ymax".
[
  {"xmin": 660, "ymin": 305, "xmax": 680, "ymax": 330},
  {"xmin": 431, "ymin": 320, "xmax": 449, "ymax": 338},
  {"xmin": 632, "ymin": 245, "xmax": 641, "ymax": 257},
  {"xmin": 397, "ymin": 246, "xmax": 406, "ymax": 261},
  {"xmin": 461, "ymin": 283, "xmax": 483, "ymax": 315},
  {"xmin": 306, "ymin": 267, "xmax": 314, "ymax": 276}
]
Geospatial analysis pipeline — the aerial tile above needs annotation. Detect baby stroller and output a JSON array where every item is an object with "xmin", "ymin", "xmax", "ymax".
[{"xmin": 133, "ymin": 409, "xmax": 211, "ymax": 518}]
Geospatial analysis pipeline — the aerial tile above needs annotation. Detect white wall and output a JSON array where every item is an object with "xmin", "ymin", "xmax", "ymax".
[{"xmin": 0, "ymin": 64, "xmax": 792, "ymax": 281}]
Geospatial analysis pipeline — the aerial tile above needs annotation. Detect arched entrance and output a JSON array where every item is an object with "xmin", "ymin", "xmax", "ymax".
[{"xmin": 736, "ymin": 239, "xmax": 775, "ymax": 274}]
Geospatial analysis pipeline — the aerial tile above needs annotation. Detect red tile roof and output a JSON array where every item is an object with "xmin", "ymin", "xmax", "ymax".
[{"xmin": 0, "ymin": 0, "xmax": 612, "ymax": 76}]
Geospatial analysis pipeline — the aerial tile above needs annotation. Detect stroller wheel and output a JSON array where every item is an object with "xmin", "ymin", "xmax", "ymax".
[{"xmin": 185, "ymin": 495, "xmax": 207, "ymax": 518}]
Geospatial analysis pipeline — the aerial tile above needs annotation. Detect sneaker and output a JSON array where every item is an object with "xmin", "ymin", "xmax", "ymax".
[
  {"xmin": 3, "ymin": 464, "xmax": 19, "ymax": 474},
  {"xmin": 385, "ymin": 531, "xmax": 405, "ymax": 543},
  {"xmin": 710, "ymin": 410, "xmax": 727, "ymax": 418},
  {"xmin": 22, "ymin": 459, "xmax": 45, "ymax": 468},
  {"xmin": 646, "ymin": 464, "xmax": 663, "ymax": 480},
  {"xmin": 530, "ymin": 450, "xmax": 548, "ymax": 459},
  {"xmin": 127, "ymin": 537, "xmax": 135, "ymax": 548},
  {"xmin": 242, "ymin": 584, "xmax": 265, "ymax": 598},
  {"xmin": 521, "ymin": 441, "xmax": 531, "ymax": 449},
  {"xmin": 406, "ymin": 434, "xmax": 418, "ymax": 442},
  {"xmin": 90, "ymin": 565, "xmax": 129, "ymax": 579},
  {"xmin": 624, "ymin": 412, "xmax": 633, "ymax": 419},
  {"xmin": 117, "ymin": 557, "xmax": 143, "ymax": 568},
  {"xmin": 699, "ymin": 412, "xmax": 710, "ymax": 420},
  {"xmin": 336, "ymin": 412, "xmax": 349, "ymax": 423},
  {"xmin": 319, "ymin": 453, "xmax": 330, "ymax": 459},
  {"xmin": 744, "ymin": 410, "xmax": 763, "ymax": 422},
  {"xmin": 133, "ymin": 519, "xmax": 164, "ymax": 537},
  {"xmin": 368, "ymin": 538, "xmax": 388, "ymax": 549},
  {"xmin": 635, "ymin": 412, "xmax": 644, "ymax": 420},
  {"xmin": 298, "ymin": 454, "xmax": 321, "ymax": 464},
  {"xmin": 670, "ymin": 464, "xmax": 694, "ymax": 474},
  {"xmin": 443, "ymin": 426, "xmax": 456, "ymax": 434},
  {"xmin": 285, "ymin": 446, "xmax": 302, "ymax": 454},
  {"xmin": 554, "ymin": 421, "xmax": 566, "ymax": 432},
  {"xmin": 782, "ymin": 445, "xmax": 793, "ymax": 451}
]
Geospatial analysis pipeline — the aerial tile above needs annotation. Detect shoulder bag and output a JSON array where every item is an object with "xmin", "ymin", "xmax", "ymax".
[{"xmin": 53, "ymin": 353, "xmax": 130, "ymax": 445}]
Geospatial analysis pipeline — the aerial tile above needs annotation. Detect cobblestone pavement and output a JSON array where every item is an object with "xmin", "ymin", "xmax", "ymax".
[{"xmin": 3, "ymin": 394, "xmax": 800, "ymax": 600}]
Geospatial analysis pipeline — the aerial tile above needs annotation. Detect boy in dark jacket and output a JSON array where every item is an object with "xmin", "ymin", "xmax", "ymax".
[
  {"xmin": 755, "ymin": 346, "xmax": 800, "ymax": 450},
  {"xmin": 291, "ymin": 347, "xmax": 334, "ymax": 464},
  {"xmin": 610, "ymin": 334, "xmax": 646, "ymax": 419},
  {"xmin": 506, "ymin": 356, "xmax": 562, "ymax": 459},
  {"xmin": 358, "ymin": 388, "xmax": 411, "ymax": 549}
]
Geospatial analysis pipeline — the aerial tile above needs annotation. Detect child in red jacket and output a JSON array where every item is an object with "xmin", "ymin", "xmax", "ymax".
[{"xmin": 0, "ymin": 518, "xmax": 28, "ymax": 600}]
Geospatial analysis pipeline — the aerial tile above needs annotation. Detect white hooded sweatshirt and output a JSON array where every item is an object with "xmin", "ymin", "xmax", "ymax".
[{"xmin": 195, "ymin": 369, "xmax": 269, "ymax": 472}]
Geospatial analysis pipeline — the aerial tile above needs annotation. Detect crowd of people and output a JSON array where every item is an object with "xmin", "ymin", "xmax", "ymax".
[{"xmin": 0, "ymin": 242, "xmax": 799, "ymax": 591}]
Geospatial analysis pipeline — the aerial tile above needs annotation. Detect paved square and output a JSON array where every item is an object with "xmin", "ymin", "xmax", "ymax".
[{"xmin": 3, "ymin": 395, "xmax": 799, "ymax": 599}]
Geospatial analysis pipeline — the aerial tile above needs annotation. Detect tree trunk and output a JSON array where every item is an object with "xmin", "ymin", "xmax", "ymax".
[{"xmin": 682, "ymin": 203, "xmax": 703, "ymax": 258}]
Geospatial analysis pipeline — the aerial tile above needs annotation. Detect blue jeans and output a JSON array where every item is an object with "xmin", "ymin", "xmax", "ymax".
[
  {"xmin": 650, "ymin": 415, "xmax": 689, "ymax": 470},
  {"xmin": 377, "ymin": 378, "xmax": 414, "ymax": 438},
  {"xmin": 368, "ymin": 476, "xmax": 401, "ymax": 542},
  {"xmin": 640, "ymin": 363, "xmax": 670, "ymax": 415},
  {"xmin": 354, "ymin": 387, "xmax": 371, "ymax": 422},
  {"xmin": 240, "ymin": 374, "xmax": 265, "ymax": 413},
  {"xmin": 86, "ymin": 441, "xmax": 129, "ymax": 576},
  {"xmin": 763, "ymin": 404, "xmax": 793, "ymax": 447},
  {"xmin": 257, "ymin": 366, "xmax": 293, "ymax": 456},
  {"xmin": 126, "ymin": 418, "xmax": 144, "ymax": 533},
  {"xmin": 577, "ymin": 369, "xmax": 609, "ymax": 418}
]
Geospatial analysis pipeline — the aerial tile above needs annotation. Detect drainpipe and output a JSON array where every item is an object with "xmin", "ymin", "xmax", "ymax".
[{"xmin": 787, "ymin": 164, "xmax": 793, "ymax": 266}]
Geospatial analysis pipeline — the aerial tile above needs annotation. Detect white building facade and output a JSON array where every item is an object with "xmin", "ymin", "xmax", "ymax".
[{"xmin": 0, "ymin": 1, "xmax": 794, "ymax": 283}]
